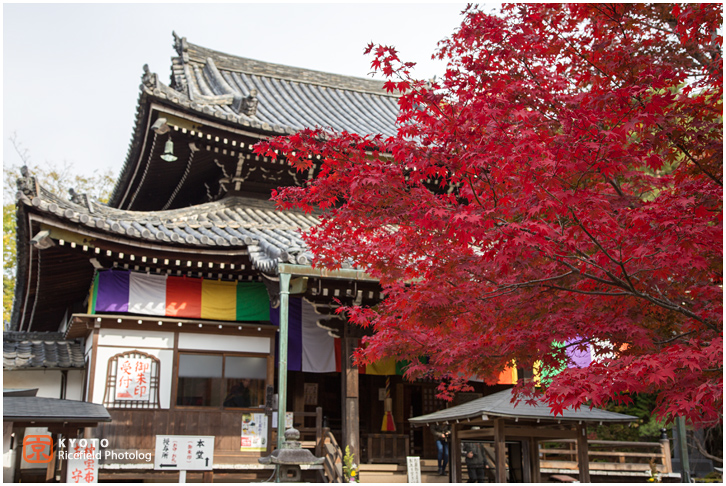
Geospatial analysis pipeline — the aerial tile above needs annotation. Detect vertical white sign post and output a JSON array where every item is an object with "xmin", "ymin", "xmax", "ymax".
[
  {"xmin": 66, "ymin": 439, "xmax": 99, "ymax": 483},
  {"xmin": 154, "ymin": 436, "xmax": 214, "ymax": 483},
  {"xmin": 407, "ymin": 456, "xmax": 421, "ymax": 483}
]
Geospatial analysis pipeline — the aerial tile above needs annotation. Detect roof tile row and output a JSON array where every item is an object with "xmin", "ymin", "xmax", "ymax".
[
  {"xmin": 146, "ymin": 34, "xmax": 399, "ymax": 138},
  {"xmin": 18, "ymin": 174, "xmax": 321, "ymax": 275}
]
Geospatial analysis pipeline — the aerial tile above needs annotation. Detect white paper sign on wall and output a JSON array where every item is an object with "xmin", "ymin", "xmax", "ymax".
[
  {"xmin": 240, "ymin": 413, "xmax": 268, "ymax": 451},
  {"xmin": 115, "ymin": 357, "xmax": 151, "ymax": 401}
]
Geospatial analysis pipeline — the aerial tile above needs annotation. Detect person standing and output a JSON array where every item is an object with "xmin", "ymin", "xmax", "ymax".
[
  {"xmin": 430, "ymin": 423, "xmax": 451, "ymax": 476},
  {"xmin": 223, "ymin": 378, "xmax": 252, "ymax": 407},
  {"xmin": 462, "ymin": 441, "xmax": 487, "ymax": 483}
]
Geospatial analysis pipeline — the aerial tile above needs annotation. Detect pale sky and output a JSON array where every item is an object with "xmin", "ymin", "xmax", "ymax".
[{"xmin": 3, "ymin": 3, "xmax": 498, "ymax": 181}]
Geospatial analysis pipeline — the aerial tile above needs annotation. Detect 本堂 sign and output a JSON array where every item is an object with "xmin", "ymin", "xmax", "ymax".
[{"xmin": 154, "ymin": 436, "xmax": 214, "ymax": 471}]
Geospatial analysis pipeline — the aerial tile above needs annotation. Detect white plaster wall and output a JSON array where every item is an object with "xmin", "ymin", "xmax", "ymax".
[
  {"xmin": 87, "ymin": 330, "xmax": 271, "ymax": 409},
  {"xmin": 98, "ymin": 329, "xmax": 174, "ymax": 348},
  {"xmin": 65, "ymin": 369, "xmax": 85, "ymax": 401},
  {"xmin": 3, "ymin": 369, "xmax": 85, "ymax": 401},
  {"xmin": 92, "ymin": 346, "xmax": 173, "ymax": 408},
  {"xmin": 85, "ymin": 335, "xmax": 94, "ymax": 355},
  {"xmin": 3, "ymin": 370, "xmax": 64, "ymax": 398},
  {"xmin": 178, "ymin": 333, "xmax": 270, "ymax": 353}
]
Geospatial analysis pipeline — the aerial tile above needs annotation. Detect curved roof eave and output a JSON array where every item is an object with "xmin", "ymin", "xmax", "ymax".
[{"xmin": 17, "ymin": 172, "xmax": 321, "ymax": 275}]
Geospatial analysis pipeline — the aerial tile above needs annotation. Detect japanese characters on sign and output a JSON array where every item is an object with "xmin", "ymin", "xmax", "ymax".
[
  {"xmin": 67, "ymin": 439, "xmax": 99, "ymax": 484},
  {"xmin": 406, "ymin": 456, "xmax": 421, "ymax": 483},
  {"xmin": 240, "ymin": 413, "xmax": 268, "ymax": 451},
  {"xmin": 271, "ymin": 411, "xmax": 293, "ymax": 430},
  {"xmin": 304, "ymin": 383, "xmax": 318, "ymax": 405},
  {"xmin": 153, "ymin": 436, "xmax": 214, "ymax": 471},
  {"xmin": 115, "ymin": 357, "xmax": 151, "ymax": 401}
]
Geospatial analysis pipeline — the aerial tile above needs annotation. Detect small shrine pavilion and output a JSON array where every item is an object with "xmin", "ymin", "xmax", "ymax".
[{"xmin": 410, "ymin": 388, "xmax": 637, "ymax": 483}]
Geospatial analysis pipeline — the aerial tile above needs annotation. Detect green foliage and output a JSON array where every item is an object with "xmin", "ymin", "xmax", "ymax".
[
  {"xmin": 342, "ymin": 445, "xmax": 359, "ymax": 482},
  {"xmin": 590, "ymin": 393, "xmax": 669, "ymax": 442},
  {"xmin": 3, "ymin": 204, "xmax": 17, "ymax": 327},
  {"xmin": 3, "ymin": 135, "xmax": 116, "ymax": 327}
]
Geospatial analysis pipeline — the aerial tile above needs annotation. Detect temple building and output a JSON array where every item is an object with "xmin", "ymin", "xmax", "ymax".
[{"xmin": 5, "ymin": 33, "xmax": 517, "ymax": 482}]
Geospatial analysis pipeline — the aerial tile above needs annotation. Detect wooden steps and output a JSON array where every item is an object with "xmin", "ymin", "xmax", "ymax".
[{"xmin": 359, "ymin": 459, "xmax": 452, "ymax": 483}]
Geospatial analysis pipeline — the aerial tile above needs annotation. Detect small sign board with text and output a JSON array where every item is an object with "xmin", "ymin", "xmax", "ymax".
[
  {"xmin": 66, "ymin": 439, "xmax": 99, "ymax": 483},
  {"xmin": 154, "ymin": 435, "xmax": 214, "ymax": 471},
  {"xmin": 407, "ymin": 456, "xmax": 421, "ymax": 483},
  {"xmin": 115, "ymin": 357, "xmax": 151, "ymax": 401}
]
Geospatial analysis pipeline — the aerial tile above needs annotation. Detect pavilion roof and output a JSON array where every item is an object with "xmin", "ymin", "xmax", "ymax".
[
  {"xmin": 409, "ymin": 388, "xmax": 637, "ymax": 425},
  {"xmin": 3, "ymin": 396, "xmax": 111, "ymax": 423}
]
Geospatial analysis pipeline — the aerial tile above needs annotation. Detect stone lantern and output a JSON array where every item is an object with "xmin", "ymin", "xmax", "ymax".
[{"xmin": 259, "ymin": 428, "xmax": 325, "ymax": 482}]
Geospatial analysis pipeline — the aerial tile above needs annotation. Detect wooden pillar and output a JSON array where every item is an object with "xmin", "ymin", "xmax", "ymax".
[
  {"xmin": 660, "ymin": 435, "xmax": 673, "ymax": 473},
  {"xmin": 395, "ymin": 382, "xmax": 405, "ymax": 434},
  {"xmin": 315, "ymin": 407, "xmax": 323, "ymax": 457},
  {"xmin": 45, "ymin": 433, "xmax": 58, "ymax": 482},
  {"xmin": 521, "ymin": 438, "xmax": 532, "ymax": 483},
  {"xmin": 531, "ymin": 438, "xmax": 541, "ymax": 483},
  {"xmin": 202, "ymin": 471, "xmax": 214, "ymax": 482},
  {"xmin": 86, "ymin": 326, "xmax": 100, "ymax": 403},
  {"xmin": 576, "ymin": 424, "xmax": 590, "ymax": 482},
  {"xmin": 58, "ymin": 430, "xmax": 71, "ymax": 483},
  {"xmin": 494, "ymin": 418, "xmax": 507, "ymax": 483},
  {"xmin": 341, "ymin": 336, "xmax": 360, "ymax": 462},
  {"xmin": 292, "ymin": 375, "xmax": 305, "ymax": 416},
  {"xmin": 451, "ymin": 424, "xmax": 461, "ymax": 483},
  {"xmin": 12, "ymin": 427, "xmax": 25, "ymax": 483}
]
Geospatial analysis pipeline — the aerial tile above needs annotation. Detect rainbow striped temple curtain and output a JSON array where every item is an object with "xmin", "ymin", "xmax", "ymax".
[{"xmin": 89, "ymin": 269, "xmax": 270, "ymax": 321}]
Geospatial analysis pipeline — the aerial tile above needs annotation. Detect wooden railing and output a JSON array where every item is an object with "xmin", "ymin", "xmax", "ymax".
[
  {"xmin": 293, "ymin": 407, "xmax": 323, "ymax": 454},
  {"xmin": 366, "ymin": 434, "xmax": 410, "ymax": 464},
  {"xmin": 539, "ymin": 439, "xmax": 673, "ymax": 475},
  {"xmin": 317, "ymin": 427, "xmax": 344, "ymax": 483}
]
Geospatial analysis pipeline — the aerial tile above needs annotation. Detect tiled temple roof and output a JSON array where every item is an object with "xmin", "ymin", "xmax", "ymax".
[
  {"xmin": 109, "ymin": 32, "xmax": 401, "ymax": 210},
  {"xmin": 3, "ymin": 332, "xmax": 85, "ymax": 370},
  {"xmin": 143, "ymin": 32, "xmax": 399, "ymax": 137},
  {"xmin": 17, "ymin": 174, "xmax": 320, "ymax": 275}
]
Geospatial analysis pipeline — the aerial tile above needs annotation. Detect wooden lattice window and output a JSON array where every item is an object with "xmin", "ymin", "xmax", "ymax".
[{"xmin": 103, "ymin": 350, "xmax": 161, "ymax": 409}]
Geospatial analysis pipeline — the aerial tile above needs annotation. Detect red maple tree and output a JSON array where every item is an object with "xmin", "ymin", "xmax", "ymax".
[{"xmin": 256, "ymin": 4, "xmax": 723, "ymax": 426}]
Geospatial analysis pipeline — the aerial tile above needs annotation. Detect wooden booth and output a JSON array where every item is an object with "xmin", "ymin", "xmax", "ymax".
[
  {"xmin": 3, "ymin": 392, "xmax": 111, "ymax": 483},
  {"xmin": 409, "ymin": 388, "xmax": 638, "ymax": 483}
]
